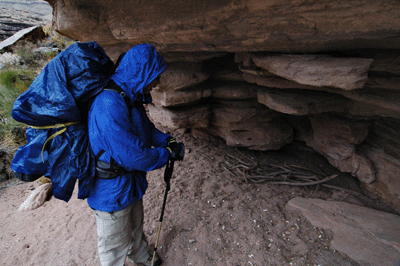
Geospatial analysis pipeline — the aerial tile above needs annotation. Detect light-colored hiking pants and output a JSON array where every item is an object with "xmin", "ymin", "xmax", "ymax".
[{"xmin": 92, "ymin": 199, "xmax": 149, "ymax": 266}]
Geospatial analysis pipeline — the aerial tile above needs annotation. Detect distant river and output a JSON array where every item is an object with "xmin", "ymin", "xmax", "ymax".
[{"xmin": 0, "ymin": 0, "xmax": 52, "ymax": 40}]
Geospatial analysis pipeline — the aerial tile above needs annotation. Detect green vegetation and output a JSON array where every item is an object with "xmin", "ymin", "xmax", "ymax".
[
  {"xmin": 0, "ymin": 68, "xmax": 35, "ymax": 91},
  {"xmin": 0, "ymin": 68, "xmax": 34, "ymax": 138},
  {"xmin": 0, "ymin": 23, "xmax": 74, "ymax": 146},
  {"xmin": 42, "ymin": 24, "xmax": 75, "ymax": 49}
]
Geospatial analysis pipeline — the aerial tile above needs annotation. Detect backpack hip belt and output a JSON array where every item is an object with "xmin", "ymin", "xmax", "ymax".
[{"xmin": 95, "ymin": 160, "xmax": 127, "ymax": 179}]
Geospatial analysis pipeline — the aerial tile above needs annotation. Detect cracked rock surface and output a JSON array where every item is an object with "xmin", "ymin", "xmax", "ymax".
[{"xmin": 0, "ymin": 0, "xmax": 52, "ymax": 41}]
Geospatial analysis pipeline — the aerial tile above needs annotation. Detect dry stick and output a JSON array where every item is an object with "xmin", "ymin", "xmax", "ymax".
[
  {"xmin": 231, "ymin": 163, "xmax": 257, "ymax": 170},
  {"xmin": 321, "ymin": 184, "xmax": 365, "ymax": 198},
  {"xmin": 230, "ymin": 167, "xmax": 316, "ymax": 181},
  {"xmin": 242, "ymin": 169, "xmax": 249, "ymax": 183},
  {"xmin": 233, "ymin": 148, "xmax": 258, "ymax": 164},
  {"xmin": 289, "ymin": 164, "xmax": 326, "ymax": 176},
  {"xmin": 224, "ymin": 152, "xmax": 336, "ymax": 186},
  {"xmin": 225, "ymin": 153, "xmax": 251, "ymax": 165},
  {"xmin": 251, "ymin": 178, "xmax": 277, "ymax": 183},
  {"xmin": 266, "ymin": 174, "xmax": 338, "ymax": 186},
  {"xmin": 226, "ymin": 155, "xmax": 258, "ymax": 172},
  {"xmin": 271, "ymin": 164, "xmax": 324, "ymax": 178},
  {"xmin": 222, "ymin": 165, "xmax": 244, "ymax": 182},
  {"xmin": 292, "ymin": 175, "xmax": 319, "ymax": 181}
]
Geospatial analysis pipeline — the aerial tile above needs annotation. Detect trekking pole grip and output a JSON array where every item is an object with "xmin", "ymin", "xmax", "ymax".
[{"xmin": 164, "ymin": 159, "xmax": 174, "ymax": 190}]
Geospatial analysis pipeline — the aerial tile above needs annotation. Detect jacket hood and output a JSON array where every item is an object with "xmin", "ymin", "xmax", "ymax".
[{"xmin": 111, "ymin": 44, "xmax": 167, "ymax": 104}]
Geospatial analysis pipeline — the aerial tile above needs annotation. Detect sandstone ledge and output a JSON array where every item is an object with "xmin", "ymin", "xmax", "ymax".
[{"xmin": 46, "ymin": 0, "xmax": 400, "ymax": 212}]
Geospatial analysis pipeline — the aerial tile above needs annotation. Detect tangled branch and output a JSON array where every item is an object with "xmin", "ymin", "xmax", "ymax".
[{"xmin": 222, "ymin": 150, "xmax": 337, "ymax": 186}]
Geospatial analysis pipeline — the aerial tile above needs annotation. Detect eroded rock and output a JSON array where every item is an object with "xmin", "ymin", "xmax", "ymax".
[
  {"xmin": 359, "ymin": 119, "xmax": 400, "ymax": 212},
  {"xmin": 159, "ymin": 62, "xmax": 209, "ymax": 91},
  {"xmin": 257, "ymin": 87, "xmax": 400, "ymax": 119},
  {"xmin": 43, "ymin": 0, "xmax": 400, "ymax": 212},
  {"xmin": 211, "ymin": 82, "xmax": 258, "ymax": 100},
  {"xmin": 202, "ymin": 122, "xmax": 293, "ymax": 151},
  {"xmin": 152, "ymin": 86, "xmax": 211, "ymax": 107},
  {"xmin": 48, "ymin": 0, "xmax": 400, "ymax": 54},
  {"xmin": 305, "ymin": 114, "xmax": 375, "ymax": 183},
  {"xmin": 207, "ymin": 100, "xmax": 293, "ymax": 150},
  {"xmin": 252, "ymin": 54, "xmax": 373, "ymax": 90},
  {"xmin": 0, "ymin": 26, "xmax": 45, "ymax": 51},
  {"xmin": 257, "ymin": 88, "xmax": 347, "ymax": 116},
  {"xmin": 243, "ymin": 73, "xmax": 313, "ymax": 90},
  {"xmin": 210, "ymin": 100, "xmax": 278, "ymax": 128},
  {"xmin": 147, "ymin": 103, "xmax": 210, "ymax": 129},
  {"xmin": 286, "ymin": 197, "xmax": 400, "ymax": 266},
  {"xmin": 150, "ymin": 62, "xmax": 211, "ymax": 107}
]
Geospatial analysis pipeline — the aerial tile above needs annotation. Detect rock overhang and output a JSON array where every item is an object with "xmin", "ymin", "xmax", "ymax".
[{"xmin": 45, "ymin": 0, "xmax": 400, "ymax": 212}]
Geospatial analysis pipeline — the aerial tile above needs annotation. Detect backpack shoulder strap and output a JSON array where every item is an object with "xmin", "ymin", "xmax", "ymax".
[
  {"xmin": 104, "ymin": 80, "xmax": 131, "ymax": 109},
  {"xmin": 93, "ymin": 80, "xmax": 131, "ymax": 179}
]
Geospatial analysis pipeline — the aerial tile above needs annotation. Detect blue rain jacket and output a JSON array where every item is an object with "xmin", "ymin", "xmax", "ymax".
[
  {"xmin": 11, "ymin": 41, "xmax": 114, "ymax": 202},
  {"xmin": 87, "ymin": 44, "xmax": 171, "ymax": 212}
]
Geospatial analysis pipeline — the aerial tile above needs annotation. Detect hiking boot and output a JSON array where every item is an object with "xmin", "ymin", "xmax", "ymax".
[{"xmin": 131, "ymin": 252, "xmax": 162, "ymax": 266}]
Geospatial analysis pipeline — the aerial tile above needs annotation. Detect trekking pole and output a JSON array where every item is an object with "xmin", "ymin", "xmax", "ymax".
[{"xmin": 152, "ymin": 159, "xmax": 175, "ymax": 266}]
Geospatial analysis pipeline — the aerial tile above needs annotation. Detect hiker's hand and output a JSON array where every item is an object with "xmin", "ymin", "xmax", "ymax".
[{"xmin": 167, "ymin": 139, "xmax": 185, "ymax": 161}]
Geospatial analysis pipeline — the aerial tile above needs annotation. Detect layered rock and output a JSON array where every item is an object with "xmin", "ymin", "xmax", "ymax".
[
  {"xmin": 47, "ymin": 0, "xmax": 400, "ymax": 57},
  {"xmin": 252, "ymin": 54, "xmax": 373, "ymax": 90},
  {"xmin": 47, "ymin": 0, "xmax": 400, "ymax": 211},
  {"xmin": 148, "ymin": 51, "xmax": 400, "ymax": 211},
  {"xmin": 0, "ymin": 1, "xmax": 52, "ymax": 41}
]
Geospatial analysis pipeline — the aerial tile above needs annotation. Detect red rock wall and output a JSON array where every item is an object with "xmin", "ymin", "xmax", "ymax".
[{"xmin": 47, "ymin": 0, "xmax": 400, "ymax": 211}]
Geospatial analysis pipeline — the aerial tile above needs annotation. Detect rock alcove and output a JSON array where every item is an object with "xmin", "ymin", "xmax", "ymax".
[{"xmin": 46, "ymin": 0, "xmax": 400, "ymax": 212}]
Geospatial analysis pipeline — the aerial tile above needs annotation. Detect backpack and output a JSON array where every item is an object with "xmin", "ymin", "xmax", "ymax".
[{"xmin": 10, "ymin": 41, "xmax": 116, "ymax": 202}]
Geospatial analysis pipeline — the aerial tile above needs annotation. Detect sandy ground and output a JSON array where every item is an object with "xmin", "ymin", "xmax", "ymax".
[{"xmin": 0, "ymin": 125, "xmax": 370, "ymax": 266}]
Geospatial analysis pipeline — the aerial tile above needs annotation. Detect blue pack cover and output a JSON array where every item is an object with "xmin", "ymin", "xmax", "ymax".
[{"xmin": 10, "ymin": 41, "xmax": 114, "ymax": 202}]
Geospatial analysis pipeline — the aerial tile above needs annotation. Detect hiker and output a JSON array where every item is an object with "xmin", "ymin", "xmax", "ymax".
[{"xmin": 87, "ymin": 44, "xmax": 184, "ymax": 266}]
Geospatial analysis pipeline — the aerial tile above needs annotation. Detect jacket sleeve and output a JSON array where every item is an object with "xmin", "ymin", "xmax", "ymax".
[
  {"xmin": 89, "ymin": 91, "xmax": 170, "ymax": 172},
  {"xmin": 148, "ymin": 119, "xmax": 171, "ymax": 148}
]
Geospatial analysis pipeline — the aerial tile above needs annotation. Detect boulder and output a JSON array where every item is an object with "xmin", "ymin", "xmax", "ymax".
[
  {"xmin": 359, "ymin": 119, "xmax": 400, "ymax": 212},
  {"xmin": 18, "ymin": 183, "xmax": 53, "ymax": 211},
  {"xmin": 305, "ymin": 114, "xmax": 375, "ymax": 183},
  {"xmin": 286, "ymin": 197, "xmax": 400, "ymax": 266},
  {"xmin": 326, "ymin": 153, "xmax": 375, "ymax": 184},
  {"xmin": 0, "ymin": 26, "xmax": 45, "ymax": 51}
]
